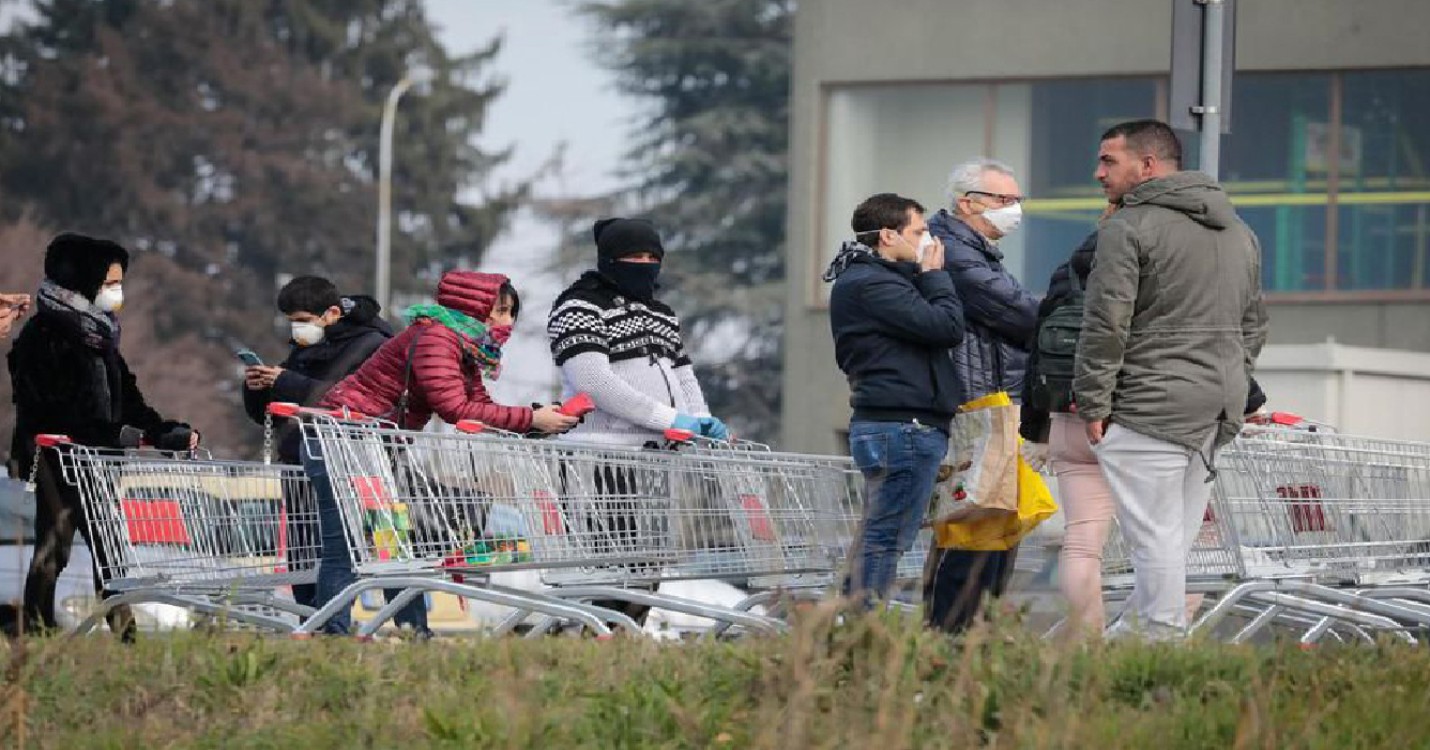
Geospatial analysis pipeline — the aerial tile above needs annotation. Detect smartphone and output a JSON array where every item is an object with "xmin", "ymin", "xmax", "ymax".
[{"xmin": 236, "ymin": 349, "xmax": 264, "ymax": 367}]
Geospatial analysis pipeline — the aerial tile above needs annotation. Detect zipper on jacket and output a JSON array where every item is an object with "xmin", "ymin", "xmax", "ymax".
[
  {"xmin": 650, "ymin": 347, "xmax": 677, "ymax": 407},
  {"xmin": 928, "ymin": 358, "xmax": 940, "ymax": 415}
]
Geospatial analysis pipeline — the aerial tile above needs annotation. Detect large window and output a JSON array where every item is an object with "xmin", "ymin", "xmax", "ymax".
[
  {"xmin": 1024, "ymin": 78, "xmax": 1160, "ymax": 293},
  {"xmin": 1335, "ymin": 69, "xmax": 1430, "ymax": 292},
  {"xmin": 812, "ymin": 68, "xmax": 1430, "ymax": 304}
]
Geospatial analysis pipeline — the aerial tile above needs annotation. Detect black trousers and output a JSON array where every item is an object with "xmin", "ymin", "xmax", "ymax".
[
  {"xmin": 23, "ymin": 452, "xmax": 135, "ymax": 637},
  {"xmin": 922, "ymin": 545, "xmax": 1019, "ymax": 635},
  {"xmin": 559, "ymin": 460, "xmax": 656, "ymax": 625}
]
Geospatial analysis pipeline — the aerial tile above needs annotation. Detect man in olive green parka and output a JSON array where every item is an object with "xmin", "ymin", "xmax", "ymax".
[{"xmin": 1075, "ymin": 119, "xmax": 1268, "ymax": 640}]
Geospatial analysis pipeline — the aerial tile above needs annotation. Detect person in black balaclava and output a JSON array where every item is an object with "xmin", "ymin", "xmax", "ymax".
[
  {"xmin": 547, "ymin": 217, "xmax": 728, "ymax": 446},
  {"xmin": 7, "ymin": 233, "xmax": 198, "ymax": 636},
  {"xmin": 546, "ymin": 218, "xmax": 730, "ymax": 625}
]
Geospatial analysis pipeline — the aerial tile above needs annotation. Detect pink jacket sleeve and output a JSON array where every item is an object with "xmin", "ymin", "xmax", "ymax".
[{"xmin": 411, "ymin": 325, "xmax": 534, "ymax": 433}]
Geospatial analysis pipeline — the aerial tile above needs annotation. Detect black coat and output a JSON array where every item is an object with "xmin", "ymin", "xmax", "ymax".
[
  {"xmin": 1020, "ymin": 232, "xmax": 1098, "ymax": 442},
  {"xmin": 242, "ymin": 296, "xmax": 393, "ymax": 463},
  {"xmin": 8, "ymin": 313, "xmax": 175, "ymax": 478},
  {"xmin": 827, "ymin": 245, "xmax": 966, "ymax": 427},
  {"xmin": 927, "ymin": 211, "xmax": 1040, "ymax": 405}
]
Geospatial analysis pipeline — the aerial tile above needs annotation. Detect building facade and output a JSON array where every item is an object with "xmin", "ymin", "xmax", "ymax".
[{"xmin": 782, "ymin": 0, "xmax": 1430, "ymax": 453}]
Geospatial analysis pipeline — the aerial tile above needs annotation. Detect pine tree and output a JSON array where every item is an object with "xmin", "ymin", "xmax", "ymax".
[
  {"xmin": 0, "ymin": 0, "xmax": 526, "ymax": 457},
  {"xmin": 576, "ymin": 0, "xmax": 792, "ymax": 441}
]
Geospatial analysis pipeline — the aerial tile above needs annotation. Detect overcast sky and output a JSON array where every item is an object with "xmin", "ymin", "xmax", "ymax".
[
  {"xmin": 425, "ymin": 0, "xmax": 638, "ymax": 402},
  {"xmin": 425, "ymin": 0, "xmax": 634, "ymax": 196},
  {"xmin": 0, "ymin": 1, "xmax": 630, "ymax": 400}
]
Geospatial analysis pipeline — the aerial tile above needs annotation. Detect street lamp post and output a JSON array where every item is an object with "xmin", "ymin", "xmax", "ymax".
[{"xmin": 376, "ymin": 67, "xmax": 435, "ymax": 318}]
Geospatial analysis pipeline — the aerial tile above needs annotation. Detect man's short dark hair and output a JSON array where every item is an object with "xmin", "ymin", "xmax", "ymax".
[
  {"xmin": 851, "ymin": 193, "xmax": 925, "ymax": 240},
  {"xmin": 1101, "ymin": 119, "xmax": 1182, "ymax": 167},
  {"xmin": 277, "ymin": 276, "xmax": 341, "ymax": 316}
]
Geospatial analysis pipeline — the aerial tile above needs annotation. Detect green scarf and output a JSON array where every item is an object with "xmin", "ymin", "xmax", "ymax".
[{"xmin": 404, "ymin": 303, "xmax": 503, "ymax": 379}]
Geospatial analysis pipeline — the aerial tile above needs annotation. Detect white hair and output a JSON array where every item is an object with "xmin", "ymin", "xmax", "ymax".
[{"xmin": 945, "ymin": 158, "xmax": 1016, "ymax": 209}]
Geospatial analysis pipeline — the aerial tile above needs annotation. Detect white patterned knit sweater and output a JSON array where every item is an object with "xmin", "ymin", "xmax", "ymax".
[{"xmin": 548, "ymin": 277, "xmax": 710, "ymax": 446}]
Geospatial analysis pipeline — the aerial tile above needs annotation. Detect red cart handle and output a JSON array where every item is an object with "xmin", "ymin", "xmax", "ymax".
[
  {"xmin": 266, "ymin": 402, "xmax": 368, "ymax": 421},
  {"xmin": 1246, "ymin": 410, "xmax": 1305, "ymax": 426},
  {"xmin": 664, "ymin": 428, "xmax": 695, "ymax": 443},
  {"xmin": 34, "ymin": 434, "xmax": 72, "ymax": 448},
  {"xmin": 454, "ymin": 420, "xmax": 486, "ymax": 435},
  {"xmin": 558, "ymin": 392, "xmax": 596, "ymax": 418}
]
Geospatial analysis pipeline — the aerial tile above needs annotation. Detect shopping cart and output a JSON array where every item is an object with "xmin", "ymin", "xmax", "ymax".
[
  {"xmin": 499, "ymin": 433, "xmax": 849, "ymax": 636},
  {"xmin": 285, "ymin": 406, "xmax": 797, "ymax": 638},
  {"xmin": 1093, "ymin": 414, "xmax": 1430, "ymax": 644},
  {"xmin": 32, "ymin": 435, "xmax": 320, "ymax": 634},
  {"xmin": 654, "ymin": 439, "xmax": 873, "ymax": 632},
  {"xmin": 1191, "ymin": 417, "xmax": 1430, "ymax": 643},
  {"xmin": 282, "ymin": 405, "xmax": 658, "ymax": 638}
]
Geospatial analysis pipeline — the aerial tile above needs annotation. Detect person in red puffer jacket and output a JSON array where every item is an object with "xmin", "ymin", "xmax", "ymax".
[
  {"xmin": 306, "ymin": 271, "xmax": 577, "ymax": 636},
  {"xmin": 322, "ymin": 271, "xmax": 575, "ymax": 434}
]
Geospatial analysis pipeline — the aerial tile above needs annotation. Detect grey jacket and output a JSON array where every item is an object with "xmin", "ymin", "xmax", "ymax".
[{"xmin": 1074, "ymin": 171, "xmax": 1269, "ymax": 450}]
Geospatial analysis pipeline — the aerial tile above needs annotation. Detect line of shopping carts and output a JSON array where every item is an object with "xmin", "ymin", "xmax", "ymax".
[
  {"xmin": 30, "ymin": 404, "xmax": 1430, "ymax": 643},
  {"xmin": 34, "ymin": 403, "xmax": 893, "ymax": 639}
]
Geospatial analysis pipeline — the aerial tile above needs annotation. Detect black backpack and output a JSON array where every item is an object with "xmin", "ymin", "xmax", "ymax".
[{"xmin": 1028, "ymin": 269, "xmax": 1084, "ymax": 413}]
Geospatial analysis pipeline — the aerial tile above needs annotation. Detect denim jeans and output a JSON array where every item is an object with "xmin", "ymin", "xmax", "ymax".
[
  {"xmin": 843, "ymin": 421, "xmax": 949, "ymax": 602},
  {"xmin": 302, "ymin": 440, "xmax": 428, "ymax": 635}
]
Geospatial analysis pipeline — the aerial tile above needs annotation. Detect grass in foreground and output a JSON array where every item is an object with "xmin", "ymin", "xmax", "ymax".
[{"xmin": 2, "ymin": 605, "xmax": 1428, "ymax": 749}]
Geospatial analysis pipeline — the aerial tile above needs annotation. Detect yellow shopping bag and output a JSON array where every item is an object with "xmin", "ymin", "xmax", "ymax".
[{"xmin": 933, "ymin": 437, "xmax": 1058, "ymax": 551}]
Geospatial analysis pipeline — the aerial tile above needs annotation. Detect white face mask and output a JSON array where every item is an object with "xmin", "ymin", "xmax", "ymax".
[
  {"xmin": 291, "ymin": 321, "xmax": 326, "ymax": 347},
  {"xmin": 984, "ymin": 204, "xmax": 1023, "ymax": 236},
  {"xmin": 95, "ymin": 285, "xmax": 124, "ymax": 313}
]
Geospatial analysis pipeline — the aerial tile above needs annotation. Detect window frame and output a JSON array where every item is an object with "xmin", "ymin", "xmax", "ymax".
[{"xmin": 804, "ymin": 68, "xmax": 1430, "ymax": 307}]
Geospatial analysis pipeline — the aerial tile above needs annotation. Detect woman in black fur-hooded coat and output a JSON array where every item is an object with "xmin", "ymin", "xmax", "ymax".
[{"xmin": 7, "ymin": 233, "xmax": 197, "ymax": 635}]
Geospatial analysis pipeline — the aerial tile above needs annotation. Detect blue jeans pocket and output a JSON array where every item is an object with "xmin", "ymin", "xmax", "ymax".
[{"xmin": 850, "ymin": 432, "xmax": 890, "ymax": 476}]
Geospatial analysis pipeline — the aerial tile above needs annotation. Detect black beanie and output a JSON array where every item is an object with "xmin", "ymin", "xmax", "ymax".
[
  {"xmin": 592, "ymin": 218, "xmax": 665, "ymax": 262},
  {"xmin": 44, "ymin": 233, "xmax": 130, "ymax": 301}
]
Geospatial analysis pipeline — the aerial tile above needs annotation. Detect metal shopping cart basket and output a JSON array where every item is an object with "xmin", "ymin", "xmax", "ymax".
[{"xmin": 31, "ymin": 434, "xmax": 319, "ymax": 634}]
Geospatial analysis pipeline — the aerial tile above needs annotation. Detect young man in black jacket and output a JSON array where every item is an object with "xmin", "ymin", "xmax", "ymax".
[
  {"xmin": 825, "ymin": 193, "xmax": 965, "ymax": 603},
  {"xmin": 9, "ymin": 233, "xmax": 198, "ymax": 635},
  {"xmin": 241, "ymin": 276, "xmax": 392, "ymax": 610}
]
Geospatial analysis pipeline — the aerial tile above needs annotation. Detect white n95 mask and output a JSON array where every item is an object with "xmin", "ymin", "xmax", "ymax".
[
  {"xmin": 984, "ymin": 204, "xmax": 1023, "ymax": 235},
  {"xmin": 291, "ymin": 321, "xmax": 326, "ymax": 347},
  {"xmin": 95, "ymin": 285, "xmax": 124, "ymax": 313}
]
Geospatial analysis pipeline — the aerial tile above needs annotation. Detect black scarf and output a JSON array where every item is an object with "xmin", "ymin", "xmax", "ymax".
[{"xmin": 597, "ymin": 258, "xmax": 662, "ymax": 302}]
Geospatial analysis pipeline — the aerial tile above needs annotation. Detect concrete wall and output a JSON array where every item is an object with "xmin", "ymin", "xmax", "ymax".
[
  {"xmin": 781, "ymin": 0, "xmax": 1430, "ymax": 453},
  {"xmin": 1253, "ymin": 343, "xmax": 1430, "ymax": 440},
  {"xmin": 1267, "ymin": 303, "xmax": 1430, "ymax": 352}
]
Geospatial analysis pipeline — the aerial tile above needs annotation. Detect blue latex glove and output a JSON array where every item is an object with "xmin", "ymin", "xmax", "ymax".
[
  {"xmin": 671, "ymin": 414, "xmax": 702, "ymax": 434},
  {"xmin": 698, "ymin": 416, "xmax": 730, "ymax": 441}
]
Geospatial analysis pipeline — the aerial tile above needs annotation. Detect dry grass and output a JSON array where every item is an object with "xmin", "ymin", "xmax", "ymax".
[{"xmin": 2, "ymin": 604, "xmax": 1427, "ymax": 749}]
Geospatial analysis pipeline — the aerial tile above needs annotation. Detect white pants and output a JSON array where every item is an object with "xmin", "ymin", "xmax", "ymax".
[{"xmin": 1095, "ymin": 423, "xmax": 1216, "ymax": 639}]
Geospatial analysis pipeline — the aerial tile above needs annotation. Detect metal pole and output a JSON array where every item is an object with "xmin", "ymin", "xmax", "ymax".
[
  {"xmin": 1198, "ymin": 0, "xmax": 1224, "ymax": 179},
  {"xmin": 376, "ymin": 76, "xmax": 416, "ymax": 318}
]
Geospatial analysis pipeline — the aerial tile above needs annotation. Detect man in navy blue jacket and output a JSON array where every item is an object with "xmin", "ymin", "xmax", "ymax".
[
  {"xmin": 923, "ymin": 158, "xmax": 1041, "ymax": 634},
  {"xmin": 825, "ymin": 193, "xmax": 966, "ymax": 603}
]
